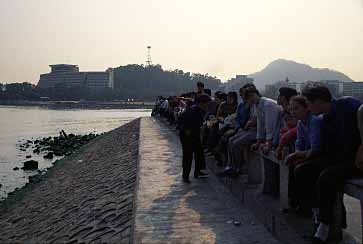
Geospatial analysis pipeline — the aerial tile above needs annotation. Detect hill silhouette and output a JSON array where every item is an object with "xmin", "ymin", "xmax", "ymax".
[{"xmin": 249, "ymin": 59, "xmax": 354, "ymax": 89}]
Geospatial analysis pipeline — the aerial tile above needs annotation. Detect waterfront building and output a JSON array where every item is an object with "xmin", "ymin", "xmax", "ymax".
[{"xmin": 37, "ymin": 64, "xmax": 114, "ymax": 90}]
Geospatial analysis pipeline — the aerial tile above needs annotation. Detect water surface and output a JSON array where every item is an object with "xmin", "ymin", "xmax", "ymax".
[{"xmin": 0, "ymin": 106, "xmax": 150, "ymax": 200}]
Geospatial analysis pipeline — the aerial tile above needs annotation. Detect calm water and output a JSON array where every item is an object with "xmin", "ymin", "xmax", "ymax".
[{"xmin": 0, "ymin": 106, "xmax": 150, "ymax": 200}]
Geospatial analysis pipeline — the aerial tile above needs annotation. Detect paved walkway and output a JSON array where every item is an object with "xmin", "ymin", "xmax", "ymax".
[
  {"xmin": 133, "ymin": 117, "xmax": 280, "ymax": 244},
  {"xmin": 0, "ymin": 120, "xmax": 140, "ymax": 244}
]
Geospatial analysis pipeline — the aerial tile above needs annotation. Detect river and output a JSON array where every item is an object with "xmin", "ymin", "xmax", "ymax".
[{"xmin": 0, "ymin": 106, "xmax": 150, "ymax": 200}]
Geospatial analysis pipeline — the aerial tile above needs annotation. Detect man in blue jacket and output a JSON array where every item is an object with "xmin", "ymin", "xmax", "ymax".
[{"xmin": 302, "ymin": 85, "xmax": 362, "ymax": 243}]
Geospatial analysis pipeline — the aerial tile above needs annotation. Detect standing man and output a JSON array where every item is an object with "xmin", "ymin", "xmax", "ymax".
[{"xmin": 178, "ymin": 94, "xmax": 211, "ymax": 183}]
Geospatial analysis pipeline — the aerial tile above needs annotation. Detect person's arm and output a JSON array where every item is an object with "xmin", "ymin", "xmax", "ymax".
[
  {"xmin": 305, "ymin": 116, "xmax": 322, "ymax": 159},
  {"xmin": 236, "ymin": 104, "xmax": 250, "ymax": 131},
  {"xmin": 234, "ymin": 104, "xmax": 243, "ymax": 130},
  {"xmin": 262, "ymin": 103, "xmax": 281, "ymax": 152},
  {"xmin": 256, "ymin": 104, "xmax": 264, "ymax": 141},
  {"xmin": 265, "ymin": 103, "xmax": 280, "ymax": 142},
  {"xmin": 251, "ymin": 105, "xmax": 264, "ymax": 150},
  {"xmin": 216, "ymin": 103, "xmax": 224, "ymax": 119},
  {"xmin": 280, "ymin": 127, "xmax": 297, "ymax": 147}
]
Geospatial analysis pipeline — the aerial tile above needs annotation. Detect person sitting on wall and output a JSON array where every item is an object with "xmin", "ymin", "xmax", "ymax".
[
  {"xmin": 300, "ymin": 85, "xmax": 362, "ymax": 243},
  {"xmin": 202, "ymin": 91, "xmax": 222, "ymax": 150},
  {"xmin": 222, "ymin": 83, "xmax": 257, "ymax": 175},
  {"xmin": 206, "ymin": 92, "xmax": 227, "ymax": 151},
  {"xmin": 285, "ymin": 95, "xmax": 322, "ymax": 215},
  {"xmin": 178, "ymin": 94, "xmax": 211, "ymax": 183},
  {"xmin": 248, "ymin": 87, "xmax": 282, "ymax": 154},
  {"xmin": 275, "ymin": 87, "xmax": 298, "ymax": 159},
  {"xmin": 213, "ymin": 91, "xmax": 238, "ymax": 163}
]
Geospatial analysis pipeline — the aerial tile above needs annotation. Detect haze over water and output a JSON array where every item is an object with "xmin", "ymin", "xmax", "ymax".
[{"xmin": 0, "ymin": 106, "xmax": 150, "ymax": 200}]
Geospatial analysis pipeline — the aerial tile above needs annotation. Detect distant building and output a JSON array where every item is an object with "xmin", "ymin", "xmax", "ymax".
[
  {"xmin": 264, "ymin": 78, "xmax": 300, "ymax": 98},
  {"xmin": 342, "ymin": 81, "xmax": 363, "ymax": 98},
  {"xmin": 222, "ymin": 75, "xmax": 254, "ymax": 92},
  {"xmin": 37, "ymin": 64, "xmax": 114, "ymax": 90},
  {"xmin": 319, "ymin": 80, "xmax": 344, "ymax": 98},
  {"xmin": 265, "ymin": 79, "xmax": 363, "ymax": 99}
]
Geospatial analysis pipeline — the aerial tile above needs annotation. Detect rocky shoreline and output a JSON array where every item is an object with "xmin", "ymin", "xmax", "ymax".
[
  {"xmin": 17, "ymin": 131, "xmax": 100, "ymax": 171},
  {"xmin": 0, "ymin": 119, "xmax": 141, "ymax": 243}
]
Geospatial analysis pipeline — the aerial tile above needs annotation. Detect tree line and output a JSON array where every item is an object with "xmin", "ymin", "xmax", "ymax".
[{"xmin": 0, "ymin": 64, "xmax": 221, "ymax": 101}]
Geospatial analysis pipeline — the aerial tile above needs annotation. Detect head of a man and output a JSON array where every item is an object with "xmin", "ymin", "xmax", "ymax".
[
  {"xmin": 302, "ymin": 85, "xmax": 332, "ymax": 115},
  {"xmin": 198, "ymin": 94, "xmax": 211, "ymax": 111},
  {"xmin": 239, "ymin": 83, "xmax": 256, "ymax": 101},
  {"xmin": 197, "ymin": 82, "xmax": 204, "ymax": 93},
  {"xmin": 244, "ymin": 87, "xmax": 261, "ymax": 106},
  {"xmin": 290, "ymin": 95, "xmax": 309, "ymax": 121},
  {"xmin": 227, "ymin": 91, "xmax": 237, "ymax": 105},
  {"xmin": 278, "ymin": 87, "xmax": 298, "ymax": 112}
]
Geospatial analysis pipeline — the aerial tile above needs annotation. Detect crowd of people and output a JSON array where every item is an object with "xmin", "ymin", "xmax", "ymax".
[{"xmin": 152, "ymin": 81, "xmax": 363, "ymax": 244}]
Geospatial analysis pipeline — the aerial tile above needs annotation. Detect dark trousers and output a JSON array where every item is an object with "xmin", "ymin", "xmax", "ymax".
[
  {"xmin": 294, "ymin": 158, "xmax": 360, "ymax": 225},
  {"xmin": 207, "ymin": 123, "xmax": 219, "ymax": 150},
  {"xmin": 180, "ymin": 132, "xmax": 204, "ymax": 178},
  {"xmin": 317, "ymin": 163, "xmax": 360, "ymax": 224},
  {"xmin": 294, "ymin": 158, "xmax": 328, "ymax": 209}
]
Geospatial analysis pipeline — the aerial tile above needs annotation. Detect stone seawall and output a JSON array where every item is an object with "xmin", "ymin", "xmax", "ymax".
[{"xmin": 0, "ymin": 119, "xmax": 141, "ymax": 244}]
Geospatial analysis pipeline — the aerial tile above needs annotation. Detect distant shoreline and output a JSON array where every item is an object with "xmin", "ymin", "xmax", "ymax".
[{"xmin": 0, "ymin": 100, "xmax": 154, "ymax": 110}]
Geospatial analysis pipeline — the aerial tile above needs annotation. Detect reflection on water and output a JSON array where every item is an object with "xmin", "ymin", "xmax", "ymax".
[{"xmin": 0, "ymin": 106, "xmax": 150, "ymax": 200}]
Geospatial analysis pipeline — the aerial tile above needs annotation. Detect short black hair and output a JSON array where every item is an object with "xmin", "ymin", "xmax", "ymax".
[
  {"xmin": 302, "ymin": 85, "xmax": 332, "ymax": 103},
  {"xmin": 290, "ymin": 95, "xmax": 308, "ymax": 108},
  {"xmin": 197, "ymin": 82, "xmax": 204, "ymax": 88},
  {"xmin": 279, "ymin": 87, "xmax": 298, "ymax": 101},
  {"xmin": 227, "ymin": 91, "xmax": 238, "ymax": 104},
  {"xmin": 244, "ymin": 86, "xmax": 260, "ymax": 98},
  {"xmin": 241, "ymin": 83, "xmax": 256, "ymax": 90}
]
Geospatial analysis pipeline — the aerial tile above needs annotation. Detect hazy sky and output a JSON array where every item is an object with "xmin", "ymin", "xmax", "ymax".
[{"xmin": 1, "ymin": 0, "xmax": 362, "ymax": 84}]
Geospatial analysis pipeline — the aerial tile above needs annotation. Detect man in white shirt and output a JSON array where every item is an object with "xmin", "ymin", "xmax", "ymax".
[{"xmin": 244, "ymin": 87, "xmax": 282, "ymax": 153}]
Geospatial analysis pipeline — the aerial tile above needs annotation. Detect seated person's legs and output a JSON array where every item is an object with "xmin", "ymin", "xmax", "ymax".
[{"xmin": 229, "ymin": 130, "xmax": 256, "ymax": 174}]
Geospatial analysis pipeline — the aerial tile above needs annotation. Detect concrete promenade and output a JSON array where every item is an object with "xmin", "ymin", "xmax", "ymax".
[
  {"xmin": 0, "ymin": 119, "xmax": 141, "ymax": 244},
  {"xmin": 133, "ymin": 117, "xmax": 280, "ymax": 244}
]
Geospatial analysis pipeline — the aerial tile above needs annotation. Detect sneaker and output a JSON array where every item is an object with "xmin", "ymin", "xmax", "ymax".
[{"xmin": 194, "ymin": 171, "xmax": 209, "ymax": 178}]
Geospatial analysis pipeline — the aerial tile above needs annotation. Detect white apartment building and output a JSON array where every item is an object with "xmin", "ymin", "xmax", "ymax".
[{"xmin": 37, "ymin": 64, "xmax": 114, "ymax": 90}]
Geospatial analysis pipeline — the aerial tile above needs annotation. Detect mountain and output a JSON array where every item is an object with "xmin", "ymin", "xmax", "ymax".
[{"xmin": 249, "ymin": 59, "xmax": 354, "ymax": 90}]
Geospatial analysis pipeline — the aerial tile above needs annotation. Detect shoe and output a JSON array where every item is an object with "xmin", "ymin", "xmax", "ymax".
[
  {"xmin": 194, "ymin": 171, "xmax": 209, "ymax": 178},
  {"xmin": 199, "ymin": 171, "xmax": 209, "ymax": 176},
  {"xmin": 183, "ymin": 177, "xmax": 190, "ymax": 183}
]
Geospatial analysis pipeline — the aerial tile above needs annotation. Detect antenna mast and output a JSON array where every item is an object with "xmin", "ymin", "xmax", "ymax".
[{"xmin": 146, "ymin": 46, "xmax": 152, "ymax": 66}]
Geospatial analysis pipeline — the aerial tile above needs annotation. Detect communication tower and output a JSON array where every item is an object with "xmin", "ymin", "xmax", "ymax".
[{"xmin": 146, "ymin": 46, "xmax": 152, "ymax": 66}]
